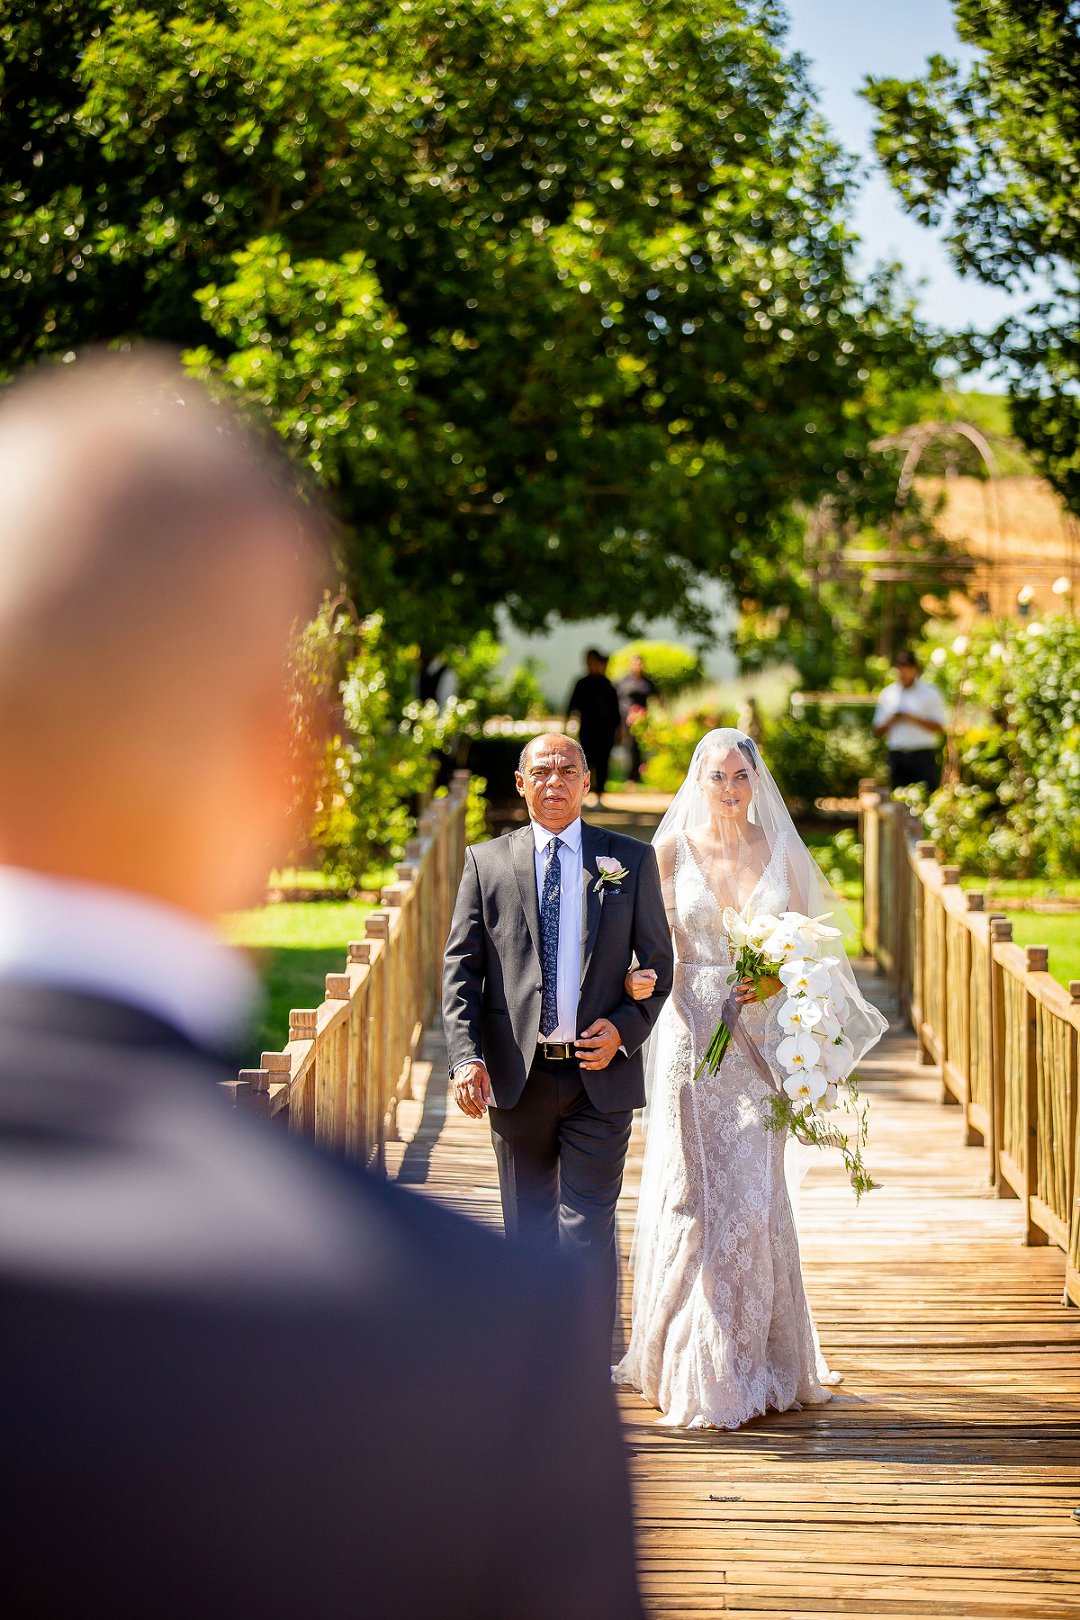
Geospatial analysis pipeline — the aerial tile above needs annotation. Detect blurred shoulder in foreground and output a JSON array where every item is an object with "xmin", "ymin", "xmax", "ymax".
[{"xmin": 0, "ymin": 351, "xmax": 643, "ymax": 1620}]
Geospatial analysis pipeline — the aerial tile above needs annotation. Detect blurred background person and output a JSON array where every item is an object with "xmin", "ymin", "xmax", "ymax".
[
  {"xmin": 567, "ymin": 648, "xmax": 621, "ymax": 804},
  {"xmin": 0, "ymin": 351, "xmax": 644, "ymax": 1620},
  {"xmin": 736, "ymin": 694, "xmax": 763, "ymax": 748},
  {"xmin": 872, "ymin": 649, "xmax": 947, "ymax": 793},
  {"xmin": 615, "ymin": 652, "xmax": 657, "ymax": 784}
]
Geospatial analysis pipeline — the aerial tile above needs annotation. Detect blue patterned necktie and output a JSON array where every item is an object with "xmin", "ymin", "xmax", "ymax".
[{"xmin": 539, "ymin": 835, "xmax": 564, "ymax": 1037}]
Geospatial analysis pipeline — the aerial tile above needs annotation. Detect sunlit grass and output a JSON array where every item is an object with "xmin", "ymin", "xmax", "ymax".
[{"xmin": 220, "ymin": 897, "xmax": 375, "ymax": 1063}]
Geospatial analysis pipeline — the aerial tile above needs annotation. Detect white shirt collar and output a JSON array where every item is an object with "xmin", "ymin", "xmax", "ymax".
[
  {"xmin": 0, "ymin": 866, "xmax": 258, "ymax": 1050},
  {"xmin": 530, "ymin": 817, "xmax": 583, "ymax": 855}
]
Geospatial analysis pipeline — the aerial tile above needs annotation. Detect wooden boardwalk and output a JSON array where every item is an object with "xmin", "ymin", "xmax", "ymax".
[{"xmin": 389, "ymin": 970, "xmax": 1080, "ymax": 1619}]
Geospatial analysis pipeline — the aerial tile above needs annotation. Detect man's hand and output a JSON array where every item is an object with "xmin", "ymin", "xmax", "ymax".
[
  {"xmin": 575, "ymin": 1019, "xmax": 622, "ymax": 1071},
  {"xmin": 452, "ymin": 1060, "xmax": 493, "ymax": 1118}
]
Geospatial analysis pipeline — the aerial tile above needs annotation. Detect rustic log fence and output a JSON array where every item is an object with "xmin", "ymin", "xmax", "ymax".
[
  {"xmin": 225, "ymin": 771, "xmax": 470, "ymax": 1173},
  {"xmin": 860, "ymin": 781, "xmax": 1080, "ymax": 1306}
]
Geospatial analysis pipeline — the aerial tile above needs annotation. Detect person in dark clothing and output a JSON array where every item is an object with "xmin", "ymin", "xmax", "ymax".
[
  {"xmin": 614, "ymin": 653, "xmax": 657, "ymax": 783},
  {"xmin": 0, "ymin": 352, "xmax": 647, "ymax": 1620},
  {"xmin": 567, "ymin": 649, "xmax": 622, "ymax": 803}
]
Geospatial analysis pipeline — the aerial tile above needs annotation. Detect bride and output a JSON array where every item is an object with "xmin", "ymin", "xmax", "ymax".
[{"xmin": 614, "ymin": 728, "xmax": 887, "ymax": 1430}]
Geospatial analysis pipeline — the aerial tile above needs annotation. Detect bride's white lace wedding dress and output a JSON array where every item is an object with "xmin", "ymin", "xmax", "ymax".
[{"xmin": 614, "ymin": 829, "xmax": 831, "ymax": 1429}]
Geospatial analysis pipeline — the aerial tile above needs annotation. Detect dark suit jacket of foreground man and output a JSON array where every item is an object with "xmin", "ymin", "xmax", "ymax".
[
  {"xmin": 0, "ymin": 986, "xmax": 645, "ymax": 1620},
  {"xmin": 443, "ymin": 820, "xmax": 673, "ymax": 1112}
]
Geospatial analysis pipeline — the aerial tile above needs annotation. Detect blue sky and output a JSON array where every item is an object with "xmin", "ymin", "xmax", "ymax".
[{"xmin": 782, "ymin": 0, "xmax": 1029, "ymax": 349}]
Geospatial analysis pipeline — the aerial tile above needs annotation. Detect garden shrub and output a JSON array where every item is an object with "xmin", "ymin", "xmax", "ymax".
[
  {"xmin": 608, "ymin": 640, "xmax": 704, "ymax": 696},
  {"xmin": 914, "ymin": 613, "xmax": 1080, "ymax": 878},
  {"xmin": 308, "ymin": 612, "xmax": 475, "ymax": 883},
  {"xmin": 761, "ymin": 709, "xmax": 883, "ymax": 811},
  {"xmin": 447, "ymin": 632, "xmax": 547, "ymax": 725},
  {"xmin": 636, "ymin": 696, "xmax": 738, "ymax": 792}
]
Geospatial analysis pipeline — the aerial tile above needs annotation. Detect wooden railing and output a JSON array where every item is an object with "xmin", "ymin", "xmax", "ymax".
[
  {"xmin": 224, "ymin": 771, "xmax": 470, "ymax": 1173},
  {"xmin": 860, "ymin": 782, "xmax": 1080, "ymax": 1307}
]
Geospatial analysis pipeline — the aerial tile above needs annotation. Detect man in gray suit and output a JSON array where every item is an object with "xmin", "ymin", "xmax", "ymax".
[
  {"xmin": 444, "ymin": 733, "xmax": 673, "ymax": 1336},
  {"xmin": 0, "ymin": 354, "xmax": 645, "ymax": 1619}
]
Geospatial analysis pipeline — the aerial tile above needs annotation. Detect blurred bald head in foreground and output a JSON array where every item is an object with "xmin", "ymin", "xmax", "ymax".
[
  {"xmin": 0, "ymin": 351, "xmax": 645, "ymax": 1620},
  {"xmin": 0, "ymin": 348, "xmax": 323, "ymax": 918}
]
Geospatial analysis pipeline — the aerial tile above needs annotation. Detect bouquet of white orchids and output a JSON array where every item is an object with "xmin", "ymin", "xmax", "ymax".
[{"xmin": 694, "ymin": 906, "xmax": 876, "ymax": 1199}]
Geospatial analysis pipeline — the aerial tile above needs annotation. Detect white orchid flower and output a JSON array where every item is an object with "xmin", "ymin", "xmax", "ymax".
[
  {"xmin": 778, "ymin": 958, "xmax": 832, "ymax": 999},
  {"xmin": 818, "ymin": 1004, "xmax": 844, "ymax": 1041},
  {"xmin": 822, "ymin": 1034, "xmax": 855, "ymax": 1081},
  {"xmin": 776, "ymin": 1031, "xmax": 822, "ymax": 1073},
  {"xmin": 777, "ymin": 997, "xmax": 824, "ymax": 1032},
  {"xmin": 827, "ymin": 987, "xmax": 850, "ymax": 1021},
  {"xmin": 746, "ymin": 913, "xmax": 780, "ymax": 950},
  {"xmin": 822, "ymin": 1081, "xmax": 839, "ymax": 1110},
  {"xmin": 721, "ymin": 906, "xmax": 751, "ymax": 950},
  {"xmin": 779, "ymin": 910, "xmax": 842, "ymax": 944},
  {"xmin": 762, "ymin": 921, "xmax": 811, "ymax": 963},
  {"xmin": 782, "ymin": 1069, "xmax": 829, "ymax": 1106}
]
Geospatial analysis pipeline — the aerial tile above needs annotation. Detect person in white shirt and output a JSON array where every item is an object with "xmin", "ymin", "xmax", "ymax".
[{"xmin": 872, "ymin": 650, "xmax": 948, "ymax": 792}]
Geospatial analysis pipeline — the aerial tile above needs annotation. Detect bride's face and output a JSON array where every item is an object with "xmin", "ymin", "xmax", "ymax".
[{"xmin": 700, "ymin": 747, "xmax": 754, "ymax": 821}]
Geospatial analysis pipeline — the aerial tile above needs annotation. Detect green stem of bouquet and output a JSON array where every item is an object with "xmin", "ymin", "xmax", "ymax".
[
  {"xmin": 763, "ymin": 1076, "xmax": 878, "ymax": 1201},
  {"xmin": 692, "ymin": 943, "xmax": 774, "ymax": 1083},
  {"xmin": 692, "ymin": 1021, "xmax": 731, "ymax": 1082}
]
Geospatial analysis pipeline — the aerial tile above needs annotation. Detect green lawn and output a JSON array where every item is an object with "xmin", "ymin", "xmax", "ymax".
[
  {"xmin": 1004, "ymin": 912, "xmax": 1080, "ymax": 988},
  {"xmin": 220, "ymin": 898, "xmax": 375, "ymax": 1063},
  {"xmin": 961, "ymin": 875, "xmax": 1080, "ymax": 902}
]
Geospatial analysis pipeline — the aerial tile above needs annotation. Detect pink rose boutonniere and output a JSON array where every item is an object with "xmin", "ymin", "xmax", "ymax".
[{"xmin": 594, "ymin": 855, "xmax": 630, "ymax": 894}]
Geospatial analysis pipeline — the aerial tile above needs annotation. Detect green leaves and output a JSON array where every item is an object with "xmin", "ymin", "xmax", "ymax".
[
  {"xmin": 865, "ymin": 2, "xmax": 1080, "ymax": 511},
  {"xmin": 1, "ymin": 0, "xmax": 933, "ymax": 644}
]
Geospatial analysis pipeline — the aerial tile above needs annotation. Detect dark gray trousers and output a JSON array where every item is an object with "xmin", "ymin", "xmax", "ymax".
[{"xmin": 489, "ymin": 1053, "xmax": 632, "ymax": 1349}]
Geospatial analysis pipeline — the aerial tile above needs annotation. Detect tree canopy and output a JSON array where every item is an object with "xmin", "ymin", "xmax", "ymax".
[
  {"xmin": 2, "ymin": 0, "xmax": 934, "ymax": 646},
  {"xmin": 865, "ymin": 0, "xmax": 1080, "ymax": 512}
]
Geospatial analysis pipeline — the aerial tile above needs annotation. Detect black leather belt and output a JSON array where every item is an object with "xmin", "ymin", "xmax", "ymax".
[{"xmin": 537, "ymin": 1041, "xmax": 576, "ymax": 1062}]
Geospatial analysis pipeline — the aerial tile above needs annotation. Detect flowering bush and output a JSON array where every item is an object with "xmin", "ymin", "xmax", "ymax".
[
  {"xmin": 634, "ymin": 700, "xmax": 739, "ymax": 792},
  {"xmin": 762, "ymin": 708, "xmax": 883, "ymax": 810},
  {"xmin": 913, "ymin": 612, "xmax": 1080, "ymax": 878},
  {"xmin": 308, "ymin": 613, "xmax": 476, "ymax": 883}
]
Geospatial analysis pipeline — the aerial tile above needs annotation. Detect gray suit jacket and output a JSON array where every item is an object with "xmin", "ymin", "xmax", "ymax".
[
  {"xmin": 0, "ymin": 985, "xmax": 645, "ymax": 1619},
  {"xmin": 443, "ymin": 820, "xmax": 673, "ymax": 1112}
]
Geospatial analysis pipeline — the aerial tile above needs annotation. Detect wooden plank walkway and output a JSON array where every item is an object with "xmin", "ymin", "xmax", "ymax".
[{"xmin": 389, "ymin": 969, "xmax": 1080, "ymax": 1619}]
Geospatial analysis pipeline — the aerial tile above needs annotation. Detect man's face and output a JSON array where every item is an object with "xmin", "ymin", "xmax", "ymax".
[
  {"xmin": 895, "ymin": 662, "xmax": 918, "ymax": 688},
  {"xmin": 516, "ymin": 738, "xmax": 589, "ymax": 832},
  {"xmin": 587, "ymin": 654, "xmax": 605, "ymax": 675}
]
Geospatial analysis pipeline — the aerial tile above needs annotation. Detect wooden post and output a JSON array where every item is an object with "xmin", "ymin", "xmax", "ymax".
[
  {"xmin": 1069, "ymin": 983, "xmax": 1080, "ymax": 1305},
  {"xmin": 260, "ymin": 1050, "xmax": 292, "ymax": 1129},
  {"xmin": 938, "ymin": 866, "xmax": 960, "ymax": 1099},
  {"xmin": 990, "ymin": 919, "xmax": 1012, "ymax": 1197},
  {"xmin": 958, "ymin": 891, "xmax": 984, "ymax": 1144},
  {"xmin": 910, "ymin": 843, "xmax": 934, "ymax": 1051},
  {"xmin": 982, "ymin": 918, "xmax": 1006, "ymax": 1184},
  {"xmin": 235, "ymin": 1067, "xmax": 271, "ymax": 1121},
  {"xmin": 1024, "ymin": 945, "xmax": 1051, "ymax": 1246}
]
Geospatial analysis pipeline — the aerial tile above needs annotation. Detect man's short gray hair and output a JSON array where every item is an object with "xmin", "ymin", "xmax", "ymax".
[{"xmin": 517, "ymin": 734, "xmax": 588, "ymax": 775}]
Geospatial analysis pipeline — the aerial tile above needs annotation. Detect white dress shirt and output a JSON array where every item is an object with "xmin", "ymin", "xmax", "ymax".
[
  {"xmin": 532, "ymin": 817, "xmax": 584, "ymax": 1044},
  {"xmin": 873, "ymin": 678, "xmax": 947, "ymax": 753},
  {"xmin": 0, "ymin": 866, "xmax": 258, "ymax": 1050}
]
